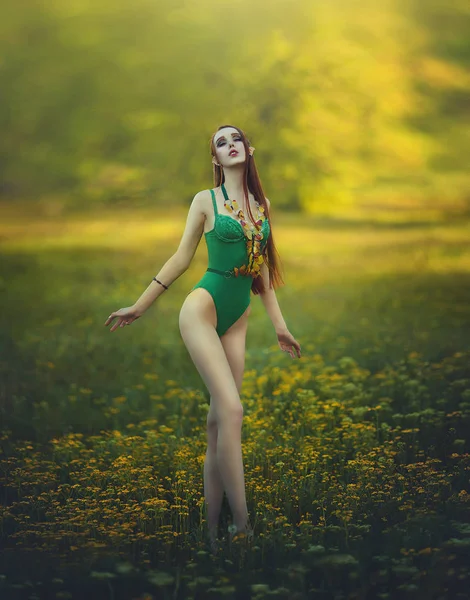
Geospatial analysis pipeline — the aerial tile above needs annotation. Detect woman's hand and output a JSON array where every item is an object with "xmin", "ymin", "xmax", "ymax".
[
  {"xmin": 104, "ymin": 306, "xmax": 143, "ymax": 332},
  {"xmin": 276, "ymin": 328, "xmax": 302, "ymax": 359}
]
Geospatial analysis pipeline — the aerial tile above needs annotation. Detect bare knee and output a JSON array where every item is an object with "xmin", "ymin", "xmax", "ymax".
[
  {"xmin": 206, "ymin": 408, "xmax": 242, "ymax": 453},
  {"xmin": 207, "ymin": 403, "xmax": 243, "ymax": 434},
  {"xmin": 217, "ymin": 403, "xmax": 244, "ymax": 427}
]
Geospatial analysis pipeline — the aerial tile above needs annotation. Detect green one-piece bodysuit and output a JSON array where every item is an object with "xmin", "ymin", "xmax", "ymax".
[{"xmin": 188, "ymin": 187, "xmax": 270, "ymax": 337}]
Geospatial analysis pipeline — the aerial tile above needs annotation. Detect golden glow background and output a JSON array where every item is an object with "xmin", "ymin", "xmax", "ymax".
[{"xmin": 2, "ymin": 0, "xmax": 469, "ymax": 216}]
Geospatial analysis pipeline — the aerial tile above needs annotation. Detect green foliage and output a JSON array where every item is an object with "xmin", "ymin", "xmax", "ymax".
[{"xmin": 1, "ymin": 0, "xmax": 469, "ymax": 213}]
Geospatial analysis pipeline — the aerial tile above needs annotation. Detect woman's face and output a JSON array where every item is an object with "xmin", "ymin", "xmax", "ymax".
[{"xmin": 213, "ymin": 127, "xmax": 246, "ymax": 167}]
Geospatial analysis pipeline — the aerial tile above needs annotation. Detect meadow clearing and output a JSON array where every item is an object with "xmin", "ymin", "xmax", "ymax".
[{"xmin": 1, "ymin": 204, "xmax": 469, "ymax": 599}]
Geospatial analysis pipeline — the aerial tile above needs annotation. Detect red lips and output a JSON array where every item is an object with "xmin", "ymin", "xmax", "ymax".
[{"xmin": 229, "ymin": 150, "xmax": 238, "ymax": 156}]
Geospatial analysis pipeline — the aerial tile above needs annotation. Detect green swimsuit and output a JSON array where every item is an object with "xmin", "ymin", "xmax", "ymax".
[{"xmin": 188, "ymin": 188, "xmax": 271, "ymax": 337}]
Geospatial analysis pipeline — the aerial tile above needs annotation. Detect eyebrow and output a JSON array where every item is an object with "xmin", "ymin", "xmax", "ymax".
[{"xmin": 215, "ymin": 133, "xmax": 241, "ymax": 143}]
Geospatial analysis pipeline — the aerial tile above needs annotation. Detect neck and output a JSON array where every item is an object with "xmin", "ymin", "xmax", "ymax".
[{"xmin": 221, "ymin": 164, "xmax": 247, "ymax": 200}]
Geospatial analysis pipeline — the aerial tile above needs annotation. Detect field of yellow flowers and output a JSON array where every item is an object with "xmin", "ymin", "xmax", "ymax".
[{"xmin": 1, "ymin": 206, "xmax": 469, "ymax": 599}]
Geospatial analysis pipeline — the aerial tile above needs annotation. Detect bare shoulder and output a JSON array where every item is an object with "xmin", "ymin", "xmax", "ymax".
[
  {"xmin": 193, "ymin": 188, "xmax": 212, "ymax": 201},
  {"xmin": 192, "ymin": 189, "xmax": 212, "ymax": 214},
  {"xmin": 265, "ymin": 197, "xmax": 271, "ymax": 208}
]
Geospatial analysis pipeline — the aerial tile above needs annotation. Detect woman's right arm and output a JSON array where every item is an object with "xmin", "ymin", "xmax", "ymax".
[{"xmin": 132, "ymin": 190, "xmax": 208, "ymax": 315}]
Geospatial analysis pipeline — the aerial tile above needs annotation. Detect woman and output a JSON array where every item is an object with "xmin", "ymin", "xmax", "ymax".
[{"xmin": 104, "ymin": 124, "xmax": 302, "ymax": 553}]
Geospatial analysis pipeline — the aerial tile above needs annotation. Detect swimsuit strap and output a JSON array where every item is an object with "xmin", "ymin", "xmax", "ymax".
[
  {"xmin": 210, "ymin": 189, "xmax": 218, "ymax": 216},
  {"xmin": 221, "ymin": 183, "xmax": 229, "ymax": 201}
]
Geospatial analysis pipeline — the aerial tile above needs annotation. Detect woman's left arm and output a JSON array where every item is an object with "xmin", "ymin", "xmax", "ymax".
[{"xmin": 258, "ymin": 260, "xmax": 302, "ymax": 359}]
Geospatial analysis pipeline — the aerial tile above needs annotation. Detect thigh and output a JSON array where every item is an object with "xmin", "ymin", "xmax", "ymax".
[
  {"xmin": 220, "ymin": 303, "xmax": 251, "ymax": 393},
  {"xmin": 179, "ymin": 289, "xmax": 241, "ymax": 418},
  {"xmin": 180, "ymin": 287, "xmax": 217, "ymax": 331},
  {"xmin": 207, "ymin": 303, "xmax": 252, "ymax": 425}
]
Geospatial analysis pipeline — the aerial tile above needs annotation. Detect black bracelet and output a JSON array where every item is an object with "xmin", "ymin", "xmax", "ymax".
[{"xmin": 152, "ymin": 277, "xmax": 169, "ymax": 290}]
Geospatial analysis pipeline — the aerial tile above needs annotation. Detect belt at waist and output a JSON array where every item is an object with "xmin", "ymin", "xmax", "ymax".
[
  {"xmin": 207, "ymin": 267, "xmax": 235, "ymax": 279},
  {"xmin": 207, "ymin": 267, "xmax": 252, "ymax": 279}
]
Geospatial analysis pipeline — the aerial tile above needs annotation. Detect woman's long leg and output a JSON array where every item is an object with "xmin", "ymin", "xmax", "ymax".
[
  {"xmin": 179, "ymin": 289, "xmax": 250, "ymax": 532},
  {"xmin": 204, "ymin": 303, "xmax": 251, "ymax": 540}
]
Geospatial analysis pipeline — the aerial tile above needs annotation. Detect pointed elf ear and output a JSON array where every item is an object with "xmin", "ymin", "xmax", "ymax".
[
  {"xmin": 212, "ymin": 156, "xmax": 220, "ymax": 166},
  {"xmin": 249, "ymin": 146, "xmax": 255, "ymax": 156}
]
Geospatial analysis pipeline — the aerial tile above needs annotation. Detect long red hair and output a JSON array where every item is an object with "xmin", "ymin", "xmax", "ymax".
[{"xmin": 210, "ymin": 124, "xmax": 285, "ymax": 295}]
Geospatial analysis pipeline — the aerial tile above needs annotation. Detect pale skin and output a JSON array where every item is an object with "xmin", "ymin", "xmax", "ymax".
[{"xmin": 104, "ymin": 127, "xmax": 301, "ymax": 553}]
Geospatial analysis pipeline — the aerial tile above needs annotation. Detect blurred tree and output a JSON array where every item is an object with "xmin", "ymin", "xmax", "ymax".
[{"xmin": 0, "ymin": 0, "xmax": 468, "ymax": 213}]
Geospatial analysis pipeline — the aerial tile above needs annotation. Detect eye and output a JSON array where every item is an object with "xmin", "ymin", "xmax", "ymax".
[{"xmin": 217, "ymin": 136, "xmax": 242, "ymax": 147}]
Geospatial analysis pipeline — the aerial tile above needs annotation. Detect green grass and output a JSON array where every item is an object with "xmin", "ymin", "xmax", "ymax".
[{"xmin": 0, "ymin": 206, "xmax": 469, "ymax": 599}]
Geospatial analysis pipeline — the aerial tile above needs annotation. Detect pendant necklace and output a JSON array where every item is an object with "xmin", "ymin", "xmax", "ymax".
[{"xmin": 221, "ymin": 183, "xmax": 267, "ymax": 278}]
